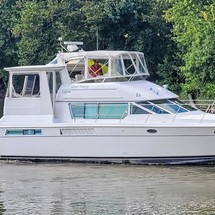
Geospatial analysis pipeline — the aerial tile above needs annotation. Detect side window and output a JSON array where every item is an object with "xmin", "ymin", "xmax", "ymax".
[
  {"xmin": 69, "ymin": 103, "xmax": 84, "ymax": 118},
  {"xmin": 169, "ymin": 99, "xmax": 196, "ymax": 111},
  {"xmin": 5, "ymin": 129, "xmax": 42, "ymax": 135},
  {"xmin": 152, "ymin": 99, "xmax": 189, "ymax": 113},
  {"xmin": 12, "ymin": 74, "xmax": 40, "ymax": 97},
  {"xmin": 69, "ymin": 103, "xmax": 128, "ymax": 119},
  {"xmin": 131, "ymin": 104, "xmax": 149, "ymax": 114},
  {"xmin": 98, "ymin": 103, "xmax": 128, "ymax": 119},
  {"xmin": 141, "ymin": 102, "xmax": 169, "ymax": 114},
  {"xmin": 85, "ymin": 104, "xmax": 97, "ymax": 119}
]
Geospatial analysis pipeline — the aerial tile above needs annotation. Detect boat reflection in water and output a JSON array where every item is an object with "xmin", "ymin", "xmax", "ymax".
[
  {"xmin": 1, "ymin": 41, "xmax": 215, "ymax": 164},
  {"xmin": 0, "ymin": 163, "xmax": 215, "ymax": 214}
]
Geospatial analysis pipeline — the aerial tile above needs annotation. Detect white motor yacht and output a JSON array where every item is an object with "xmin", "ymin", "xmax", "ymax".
[{"xmin": 0, "ymin": 43, "xmax": 215, "ymax": 164}]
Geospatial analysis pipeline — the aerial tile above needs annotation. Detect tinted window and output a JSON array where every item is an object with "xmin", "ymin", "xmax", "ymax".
[
  {"xmin": 85, "ymin": 104, "xmax": 97, "ymax": 119},
  {"xmin": 131, "ymin": 104, "xmax": 149, "ymax": 114},
  {"xmin": 99, "ymin": 103, "xmax": 128, "ymax": 119},
  {"xmin": 169, "ymin": 99, "xmax": 197, "ymax": 111},
  {"xmin": 141, "ymin": 102, "xmax": 169, "ymax": 114},
  {"xmin": 70, "ymin": 103, "xmax": 84, "ymax": 118},
  {"xmin": 5, "ymin": 129, "xmax": 42, "ymax": 135},
  {"xmin": 153, "ymin": 100, "xmax": 188, "ymax": 113},
  {"xmin": 69, "ymin": 103, "xmax": 128, "ymax": 119}
]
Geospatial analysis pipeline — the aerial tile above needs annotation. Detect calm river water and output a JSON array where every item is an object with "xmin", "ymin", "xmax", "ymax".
[{"xmin": 0, "ymin": 162, "xmax": 215, "ymax": 215}]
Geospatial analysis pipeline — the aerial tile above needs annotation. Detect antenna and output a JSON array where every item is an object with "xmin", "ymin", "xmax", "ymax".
[
  {"xmin": 58, "ymin": 38, "xmax": 83, "ymax": 52},
  {"xmin": 64, "ymin": 41, "xmax": 83, "ymax": 52}
]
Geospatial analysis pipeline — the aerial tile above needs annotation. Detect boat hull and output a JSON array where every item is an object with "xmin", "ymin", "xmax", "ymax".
[{"xmin": 0, "ymin": 125, "xmax": 215, "ymax": 164}]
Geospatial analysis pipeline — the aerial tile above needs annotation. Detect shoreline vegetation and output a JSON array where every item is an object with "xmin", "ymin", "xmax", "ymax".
[{"xmin": 0, "ymin": 0, "xmax": 214, "ymax": 100}]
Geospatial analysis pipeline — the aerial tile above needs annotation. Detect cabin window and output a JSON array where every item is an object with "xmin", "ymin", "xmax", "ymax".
[
  {"xmin": 140, "ymin": 102, "xmax": 170, "ymax": 114},
  {"xmin": 169, "ymin": 99, "xmax": 197, "ymax": 111},
  {"xmin": 5, "ymin": 129, "xmax": 42, "ymax": 136},
  {"xmin": 70, "ymin": 103, "xmax": 85, "ymax": 118},
  {"xmin": 85, "ymin": 104, "xmax": 97, "ymax": 119},
  {"xmin": 152, "ymin": 100, "xmax": 188, "ymax": 113},
  {"xmin": 69, "ymin": 103, "xmax": 128, "ymax": 119},
  {"xmin": 137, "ymin": 100, "xmax": 195, "ymax": 114},
  {"xmin": 98, "ymin": 103, "xmax": 128, "ymax": 119},
  {"xmin": 11, "ymin": 74, "xmax": 40, "ymax": 97},
  {"xmin": 130, "ymin": 104, "xmax": 149, "ymax": 114},
  {"xmin": 70, "ymin": 103, "xmax": 97, "ymax": 119}
]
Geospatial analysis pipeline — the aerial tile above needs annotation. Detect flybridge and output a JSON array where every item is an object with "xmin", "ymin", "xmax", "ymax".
[
  {"xmin": 4, "ymin": 50, "xmax": 150, "ymax": 102},
  {"xmin": 51, "ymin": 50, "xmax": 150, "ymax": 83}
]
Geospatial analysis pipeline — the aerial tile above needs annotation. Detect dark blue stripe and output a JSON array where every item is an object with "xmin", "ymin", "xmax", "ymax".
[{"xmin": 1, "ymin": 155, "xmax": 215, "ymax": 165}]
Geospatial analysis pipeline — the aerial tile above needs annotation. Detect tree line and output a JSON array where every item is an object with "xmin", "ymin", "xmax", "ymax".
[{"xmin": 0, "ymin": 0, "xmax": 214, "ymax": 99}]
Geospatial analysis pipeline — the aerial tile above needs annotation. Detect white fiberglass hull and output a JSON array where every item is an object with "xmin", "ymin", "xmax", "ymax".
[{"xmin": 0, "ymin": 125, "xmax": 215, "ymax": 164}]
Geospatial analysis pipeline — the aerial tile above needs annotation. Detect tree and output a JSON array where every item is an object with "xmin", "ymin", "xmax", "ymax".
[
  {"xmin": 165, "ymin": 0, "xmax": 215, "ymax": 99},
  {"xmin": 0, "ymin": 0, "xmax": 18, "ymax": 92},
  {"xmin": 13, "ymin": 0, "xmax": 87, "ymax": 65}
]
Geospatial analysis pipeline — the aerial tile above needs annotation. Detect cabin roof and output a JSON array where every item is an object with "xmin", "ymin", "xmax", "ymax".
[
  {"xmin": 4, "ymin": 64, "xmax": 65, "ymax": 73},
  {"xmin": 61, "ymin": 50, "xmax": 144, "ymax": 61}
]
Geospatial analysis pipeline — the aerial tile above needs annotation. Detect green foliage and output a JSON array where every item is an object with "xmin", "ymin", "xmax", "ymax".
[
  {"xmin": 13, "ymin": 0, "xmax": 86, "ymax": 65},
  {"xmin": 83, "ymin": 0, "xmax": 174, "ymax": 81},
  {"xmin": 0, "ymin": 0, "xmax": 18, "ymax": 88},
  {"xmin": 165, "ymin": 0, "xmax": 215, "ymax": 99},
  {"xmin": 157, "ymin": 51, "xmax": 183, "ymax": 94}
]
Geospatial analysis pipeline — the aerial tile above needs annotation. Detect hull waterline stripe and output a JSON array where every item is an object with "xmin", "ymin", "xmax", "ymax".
[{"xmin": 1, "ymin": 155, "xmax": 215, "ymax": 164}]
